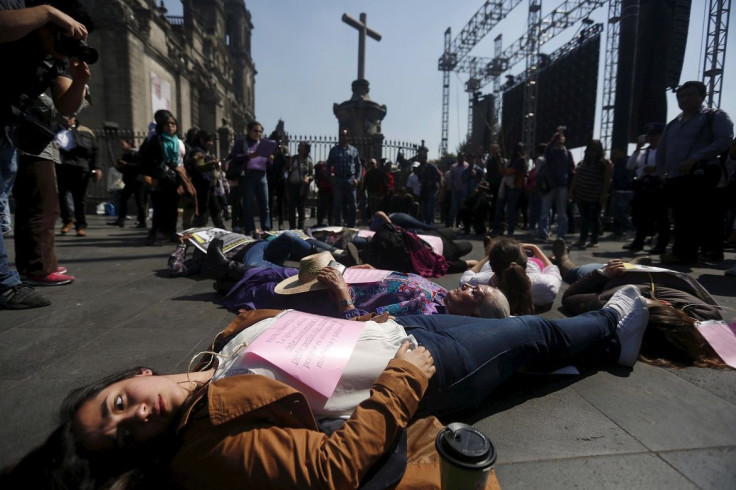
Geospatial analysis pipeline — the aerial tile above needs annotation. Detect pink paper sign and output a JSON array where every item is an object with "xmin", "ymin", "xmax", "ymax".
[
  {"xmin": 245, "ymin": 311, "xmax": 364, "ymax": 398},
  {"xmin": 419, "ymin": 234, "xmax": 444, "ymax": 256},
  {"xmin": 697, "ymin": 321, "xmax": 736, "ymax": 369},
  {"xmin": 343, "ymin": 267, "xmax": 392, "ymax": 284}
]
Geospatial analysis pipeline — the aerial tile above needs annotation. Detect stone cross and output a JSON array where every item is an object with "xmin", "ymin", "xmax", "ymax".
[{"xmin": 341, "ymin": 12, "xmax": 382, "ymax": 81}]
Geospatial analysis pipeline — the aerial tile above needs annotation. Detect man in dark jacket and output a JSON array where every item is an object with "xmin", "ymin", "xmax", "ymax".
[{"xmin": 656, "ymin": 81, "xmax": 734, "ymax": 264}]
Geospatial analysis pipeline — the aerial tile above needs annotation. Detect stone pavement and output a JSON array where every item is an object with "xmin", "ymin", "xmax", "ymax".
[{"xmin": 1, "ymin": 215, "xmax": 735, "ymax": 489}]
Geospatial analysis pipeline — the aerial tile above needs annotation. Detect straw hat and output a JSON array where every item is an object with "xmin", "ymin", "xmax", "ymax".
[{"xmin": 274, "ymin": 251, "xmax": 336, "ymax": 294}]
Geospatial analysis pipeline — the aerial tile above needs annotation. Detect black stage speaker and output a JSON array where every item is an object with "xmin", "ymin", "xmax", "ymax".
[
  {"xmin": 502, "ymin": 31, "xmax": 600, "ymax": 152},
  {"xmin": 628, "ymin": 0, "xmax": 691, "ymax": 140}
]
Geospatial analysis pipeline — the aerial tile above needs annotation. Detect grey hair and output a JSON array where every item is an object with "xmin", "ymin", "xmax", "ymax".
[{"xmin": 474, "ymin": 287, "xmax": 511, "ymax": 318}]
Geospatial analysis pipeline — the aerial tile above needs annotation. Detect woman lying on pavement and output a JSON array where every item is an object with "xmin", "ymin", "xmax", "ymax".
[
  {"xmin": 211, "ymin": 248, "xmax": 511, "ymax": 319},
  {"xmin": 460, "ymin": 236, "xmax": 562, "ymax": 315},
  {"xmin": 173, "ymin": 229, "xmax": 355, "ymax": 279},
  {"xmin": 554, "ymin": 240, "xmax": 727, "ymax": 368},
  {"xmin": 4, "ymin": 286, "xmax": 656, "ymax": 489},
  {"xmin": 350, "ymin": 211, "xmax": 477, "ymax": 277},
  {"xmin": 366, "ymin": 211, "xmax": 473, "ymax": 263}
]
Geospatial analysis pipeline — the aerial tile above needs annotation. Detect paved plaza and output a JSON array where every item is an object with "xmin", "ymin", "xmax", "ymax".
[{"xmin": 1, "ymin": 214, "xmax": 735, "ymax": 489}]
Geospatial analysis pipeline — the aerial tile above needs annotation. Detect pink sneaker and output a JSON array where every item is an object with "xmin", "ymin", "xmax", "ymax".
[
  {"xmin": 57, "ymin": 266, "xmax": 68, "ymax": 274},
  {"xmin": 25, "ymin": 272, "xmax": 75, "ymax": 286}
]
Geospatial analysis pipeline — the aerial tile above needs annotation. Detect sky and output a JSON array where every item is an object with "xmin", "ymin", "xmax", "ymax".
[{"xmin": 166, "ymin": 0, "xmax": 736, "ymax": 159}]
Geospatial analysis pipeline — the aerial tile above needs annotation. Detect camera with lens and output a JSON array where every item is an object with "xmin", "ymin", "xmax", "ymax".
[{"xmin": 54, "ymin": 35, "xmax": 98, "ymax": 64}]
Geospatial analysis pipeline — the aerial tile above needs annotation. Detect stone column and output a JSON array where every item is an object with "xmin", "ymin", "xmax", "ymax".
[{"xmin": 333, "ymin": 79, "xmax": 387, "ymax": 161}]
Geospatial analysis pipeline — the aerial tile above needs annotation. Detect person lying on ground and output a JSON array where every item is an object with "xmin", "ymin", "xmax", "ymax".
[
  {"xmin": 461, "ymin": 236, "xmax": 561, "ymax": 315},
  {"xmin": 366, "ymin": 210, "xmax": 475, "ymax": 263},
  {"xmin": 170, "ymin": 229, "xmax": 353, "ymax": 278},
  {"xmin": 351, "ymin": 212, "xmax": 477, "ymax": 277},
  {"xmin": 554, "ymin": 239, "xmax": 726, "ymax": 368},
  {"xmin": 207, "ymin": 246, "xmax": 510, "ymax": 319},
  {"xmin": 5, "ymin": 286, "xmax": 664, "ymax": 489}
]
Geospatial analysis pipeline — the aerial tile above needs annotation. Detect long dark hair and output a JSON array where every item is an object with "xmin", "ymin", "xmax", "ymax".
[
  {"xmin": 0, "ymin": 367, "xmax": 165, "ymax": 489},
  {"xmin": 583, "ymin": 139, "xmax": 605, "ymax": 163},
  {"xmin": 488, "ymin": 237, "xmax": 534, "ymax": 315},
  {"xmin": 641, "ymin": 303, "xmax": 728, "ymax": 369}
]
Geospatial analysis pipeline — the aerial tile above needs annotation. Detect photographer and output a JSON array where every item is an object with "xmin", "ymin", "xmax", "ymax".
[{"xmin": 0, "ymin": 0, "xmax": 93, "ymax": 304}]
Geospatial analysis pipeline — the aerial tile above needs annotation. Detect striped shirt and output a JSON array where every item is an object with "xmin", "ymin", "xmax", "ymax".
[{"xmin": 574, "ymin": 158, "xmax": 609, "ymax": 202}]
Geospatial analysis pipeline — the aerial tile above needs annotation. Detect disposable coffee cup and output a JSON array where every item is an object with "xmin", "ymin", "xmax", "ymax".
[{"xmin": 435, "ymin": 423, "xmax": 496, "ymax": 490}]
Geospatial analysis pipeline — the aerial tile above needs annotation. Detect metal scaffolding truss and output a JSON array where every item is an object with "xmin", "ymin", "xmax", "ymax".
[
  {"xmin": 437, "ymin": 0, "xmax": 524, "ymax": 72},
  {"xmin": 503, "ymin": 24, "xmax": 604, "ymax": 90},
  {"xmin": 703, "ymin": 0, "xmax": 731, "ymax": 108},
  {"xmin": 439, "ymin": 0, "xmax": 614, "ymax": 155},
  {"xmin": 440, "ymin": 28, "xmax": 452, "ymax": 156},
  {"xmin": 474, "ymin": 0, "xmax": 607, "ymax": 88},
  {"xmin": 452, "ymin": 0, "xmax": 607, "ymax": 83},
  {"xmin": 599, "ymin": 0, "xmax": 621, "ymax": 153},
  {"xmin": 522, "ymin": 0, "xmax": 543, "ymax": 150},
  {"xmin": 438, "ymin": 0, "xmax": 523, "ymax": 155},
  {"xmin": 492, "ymin": 34, "xmax": 504, "ymax": 143}
]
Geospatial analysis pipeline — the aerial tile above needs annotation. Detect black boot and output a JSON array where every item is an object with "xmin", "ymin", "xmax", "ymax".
[{"xmin": 203, "ymin": 238, "xmax": 247, "ymax": 280}]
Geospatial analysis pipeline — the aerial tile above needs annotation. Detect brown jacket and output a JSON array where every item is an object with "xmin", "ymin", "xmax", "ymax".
[{"xmin": 169, "ymin": 310, "xmax": 500, "ymax": 489}]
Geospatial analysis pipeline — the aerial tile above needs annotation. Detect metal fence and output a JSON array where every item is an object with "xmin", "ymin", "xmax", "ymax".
[
  {"xmin": 87, "ymin": 130, "xmax": 423, "ymax": 203},
  {"xmin": 283, "ymin": 134, "xmax": 422, "ymax": 165}
]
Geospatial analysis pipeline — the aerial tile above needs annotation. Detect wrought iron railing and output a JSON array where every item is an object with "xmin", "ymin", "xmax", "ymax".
[
  {"xmin": 283, "ymin": 134, "xmax": 421, "ymax": 164},
  {"xmin": 86, "ymin": 129, "xmax": 422, "ymax": 203}
]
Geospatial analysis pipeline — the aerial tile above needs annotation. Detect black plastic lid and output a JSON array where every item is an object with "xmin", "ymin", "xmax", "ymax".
[{"xmin": 435, "ymin": 423, "xmax": 497, "ymax": 470}]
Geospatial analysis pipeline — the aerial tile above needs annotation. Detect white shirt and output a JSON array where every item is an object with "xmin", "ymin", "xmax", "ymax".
[
  {"xmin": 406, "ymin": 173, "xmax": 421, "ymax": 196},
  {"xmin": 460, "ymin": 261, "xmax": 562, "ymax": 308},
  {"xmin": 626, "ymin": 147, "xmax": 658, "ymax": 179},
  {"xmin": 212, "ymin": 311, "xmax": 417, "ymax": 418}
]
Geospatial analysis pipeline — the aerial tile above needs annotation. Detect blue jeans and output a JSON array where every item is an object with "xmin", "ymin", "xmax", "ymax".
[
  {"xmin": 0, "ymin": 137, "xmax": 18, "ymax": 234},
  {"xmin": 493, "ymin": 187, "xmax": 522, "ymax": 236},
  {"xmin": 240, "ymin": 170, "xmax": 271, "ymax": 234},
  {"xmin": 563, "ymin": 263, "xmax": 604, "ymax": 284},
  {"xmin": 420, "ymin": 189, "xmax": 438, "ymax": 225},
  {"xmin": 333, "ymin": 178, "xmax": 357, "ymax": 227},
  {"xmin": 387, "ymin": 212, "xmax": 437, "ymax": 231},
  {"xmin": 448, "ymin": 189, "xmax": 464, "ymax": 228},
  {"xmin": 397, "ymin": 309, "xmax": 617, "ymax": 415},
  {"xmin": 242, "ymin": 231, "xmax": 334, "ymax": 268},
  {"xmin": 0, "ymin": 231, "xmax": 20, "ymax": 290},
  {"xmin": 0, "ymin": 137, "xmax": 20, "ymax": 290},
  {"xmin": 539, "ymin": 185, "xmax": 569, "ymax": 238}
]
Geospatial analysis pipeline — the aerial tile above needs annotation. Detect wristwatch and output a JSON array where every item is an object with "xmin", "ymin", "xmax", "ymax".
[{"xmin": 339, "ymin": 298, "xmax": 354, "ymax": 308}]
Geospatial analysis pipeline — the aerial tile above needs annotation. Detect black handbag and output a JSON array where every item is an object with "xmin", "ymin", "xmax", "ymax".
[{"xmin": 15, "ymin": 119, "xmax": 56, "ymax": 155}]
